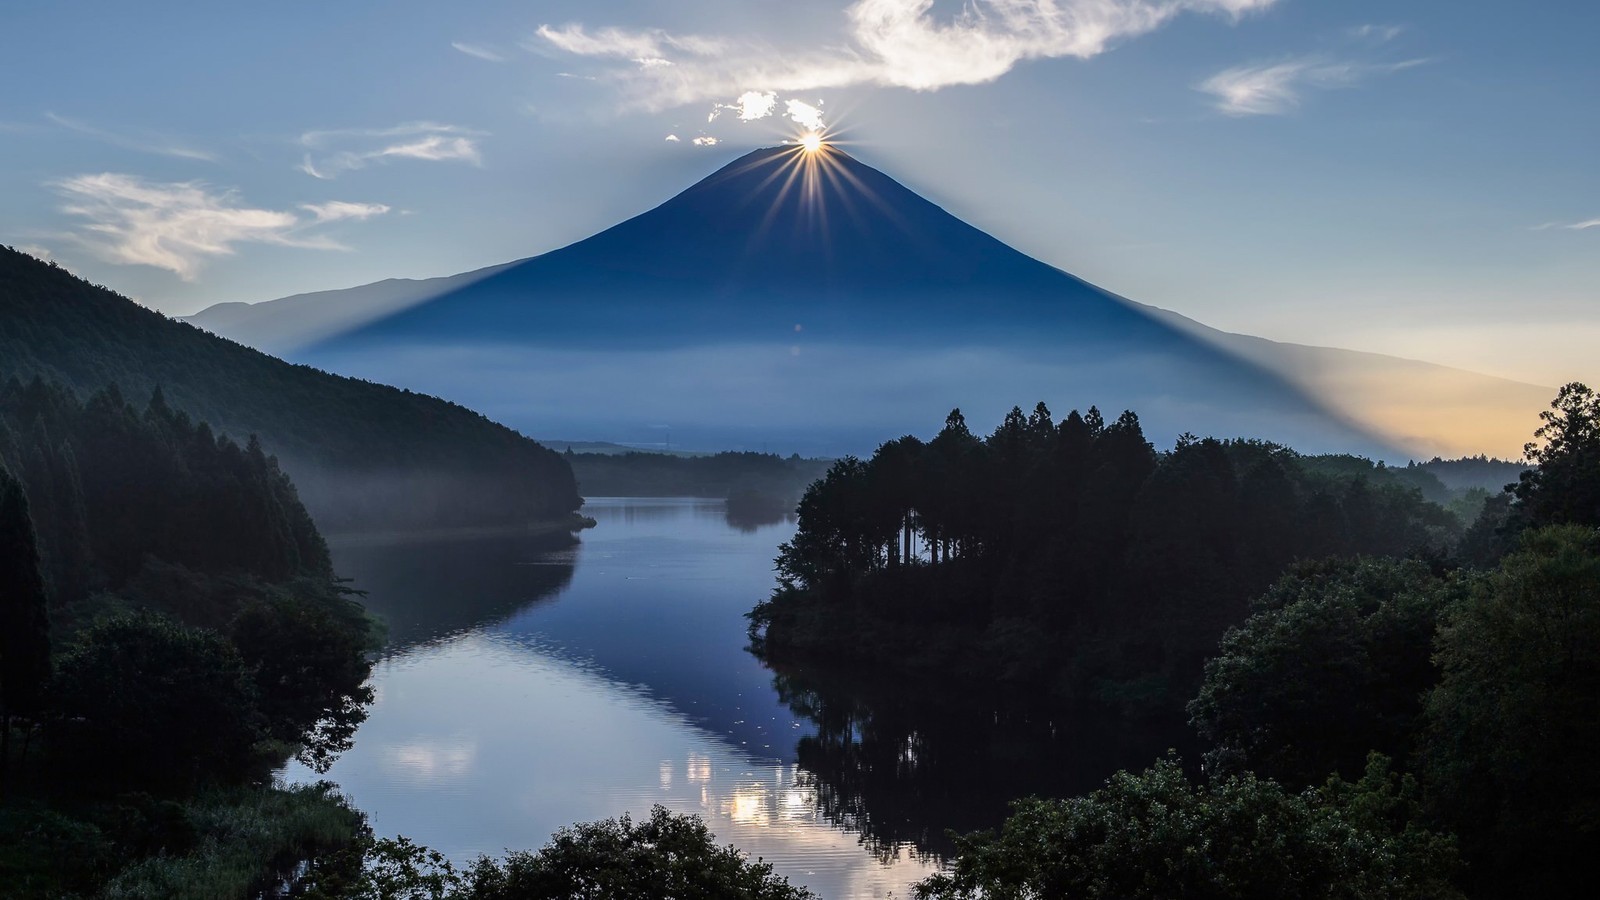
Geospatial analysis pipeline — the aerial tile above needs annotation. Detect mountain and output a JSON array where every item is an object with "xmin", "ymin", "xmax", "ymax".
[
  {"xmin": 188, "ymin": 145, "xmax": 1548, "ymax": 458},
  {"xmin": 0, "ymin": 245, "xmax": 580, "ymax": 533}
]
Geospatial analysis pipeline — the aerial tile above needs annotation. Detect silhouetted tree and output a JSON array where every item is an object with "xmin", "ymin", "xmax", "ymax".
[
  {"xmin": 47, "ymin": 612, "xmax": 266, "ymax": 791},
  {"xmin": 0, "ymin": 463, "xmax": 51, "ymax": 780},
  {"xmin": 1514, "ymin": 381, "xmax": 1600, "ymax": 529},
  {"xmin": 916, "ymin": 755, "xmax": 1461, "ymax": 900},
  {"xmin": 1422, "ymin": 524, "xmax": 1600, "ymax": 895}
]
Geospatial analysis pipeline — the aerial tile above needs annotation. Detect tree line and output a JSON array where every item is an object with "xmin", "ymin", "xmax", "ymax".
[
  {"xmin": 0, "ymin": 381, "xmax": 377, "ymax": 896},
  {"xmin": 752, "ymin": 402, "xmax": 1459, "ymax": 718},
  {"xmin": 0, "ymin": 245, "xmax": 581, "ymax": 533},
  {"xmin": 754, "ymin": 383, "xmax": 1600, "ymax": 898}
]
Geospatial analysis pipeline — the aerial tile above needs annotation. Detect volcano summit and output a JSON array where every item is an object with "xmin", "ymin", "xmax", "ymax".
[{"xmin": 190, "ymin": 144, "xmax": 1544, "ymax": 457}]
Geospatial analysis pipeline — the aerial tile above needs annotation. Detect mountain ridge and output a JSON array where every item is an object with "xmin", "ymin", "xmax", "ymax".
[
  {"xmin": 0, "ymin": 244, "xmax": 581, "ymax": 533},
  {"xmin": 186, "ymin": 144, "xmax": 1548, "ymax": 459}
]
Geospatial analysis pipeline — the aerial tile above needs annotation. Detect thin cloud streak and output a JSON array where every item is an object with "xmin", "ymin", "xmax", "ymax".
[
  {"xmin": 1198, "ymin": 56, "xmax": 1428, "ymax": 116},
  {"xmin": 1349, "ymin": 24, "xmax": 1405, "ymax": 43},
  {"xmin": 300, "ymin": 200, "xmax": 392, "ymax": 223},
  {"xmin": 535, "ymin": 0, "xmax": 1279, "ymax": 110},
  {"xmin": 45, "ymin": 112, "xmax": 216, "ymax": 162},
  {"xmin": 51, "ymin": 173, "xmax": 389, "ymax": 280},
  {"xmin": 1533, "ymin": 218, "xmax": 1600, "ymax": 231},
  {"xmin": 451, "ymin": 42, "xmax": 507, "ymax": 62},
  {"xmin": 298, "ymin": 122, "xmax": 485, "ymax": 179}
]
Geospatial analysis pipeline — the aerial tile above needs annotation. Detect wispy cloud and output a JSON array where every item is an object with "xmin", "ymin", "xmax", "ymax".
[
  {"xmin": 451, "ymin": 41, "xmax": 507, "ymax": 62},
  {"xmin": 534, "ymin": 0, "xmax": 1278, "ymax": 110},
  {"xmin": 1348, "ymin": 24, "xmax": 1405, "ymax": 44},
  {"xmin": 299, "ymin": 200, "xmax": 392, "ymax": 223},
  {"xmin": 1533, "ymin": 218, "xmax": 1600, "ymax": 231},
  {"xmin": 46, "ymin": 112, "xmax": 216, "ymax": 162},
  {"xmin": 298, "ymin": 122, "xmax": 485, "ymax": 179},
  {"xmin": 50, "ymin": 173, "xmax": 389, "ymax": 280},
  {"xmin": 664, "ymin": 133, "xmax": 682, "ymax": 142},
  {"xmin": 1198, "ymin": 56, "xmax": 1427, "ymax": 116}
]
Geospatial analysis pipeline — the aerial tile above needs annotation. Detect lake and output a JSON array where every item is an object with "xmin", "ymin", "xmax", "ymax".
[{"xmin": 289, "ymin": 497, "xmax": 1175, "ymax": 898}]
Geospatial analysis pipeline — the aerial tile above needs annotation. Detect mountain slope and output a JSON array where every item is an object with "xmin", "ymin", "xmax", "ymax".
[
  {"xmin": 189, "ymin": 145, "xmax": 1547, "ymax": 458},
  {"xmin": 0, "ymin": 245, "xmax": 580, "ymax": 532}
]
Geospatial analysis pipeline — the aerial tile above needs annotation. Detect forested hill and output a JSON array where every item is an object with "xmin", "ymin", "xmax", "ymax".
[{"xmin": 0, "ymin": 246, "xmax": 580, "ymax": 532}]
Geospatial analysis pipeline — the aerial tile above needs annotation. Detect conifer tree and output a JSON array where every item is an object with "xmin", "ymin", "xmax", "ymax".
[{"xmin": 0, "ymin": 463, "xmax": 51, "ymax": 779}]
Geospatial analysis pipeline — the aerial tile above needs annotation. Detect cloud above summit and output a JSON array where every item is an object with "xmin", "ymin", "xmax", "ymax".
[{"xmin": 535, "ymin": 0, "xmax": 1279, "ymax": 109}]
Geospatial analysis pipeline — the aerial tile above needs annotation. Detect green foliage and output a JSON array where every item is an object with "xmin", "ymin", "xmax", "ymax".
[
  {"xmin": 0, "ymin": 245, "xmax": 580, "ymax": 531},
  {"xmin": 755, "ymin": 403, "xmax": 1458, "ymax": 716},
  {"xmin": 46, "ymin": 612, "xmax": 267, "ymax": 791},
  {"xmin": 1, "ymin": 463, "xmax": 51, "ymax": 722},
  {"xmin": 0, "ymin": 379, "xmax": 331, "ymax": 600},
  {"xmin": 314, "ymin": 806, "xmax": 816, "ymax": 900},
  {"xmin": 229, "ymin": 586, "xmax": 377, "ymax": 772},
  {"xmin": 568, "ymin": 450, "xmax": 828, "ymax": 502},
  {"xmin": 1189, "ymin": 558, "xmax": 1463, "ymax": 787},
  {"xmin": 99, "ymin": 783, "xmax": 365, "ymax": 900},
  {"xmin": 1513, "ymin": 381, "xmax": 1600, "ymax": 529},
  {"xmin": 916, "ymin": 755, "xmax": 1462, "ymax": 900},
  {"xmin": 1421, "ymin": 524, "xmax": 1600, "ymax": 894}
]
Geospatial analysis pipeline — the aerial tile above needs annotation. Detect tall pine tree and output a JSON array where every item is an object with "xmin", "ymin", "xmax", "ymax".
[{"xmin": 0, "ymin": 463, "xmax": 51, "ymax": 779}]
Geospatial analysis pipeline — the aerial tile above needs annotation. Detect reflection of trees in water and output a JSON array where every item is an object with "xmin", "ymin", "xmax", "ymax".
[
  {"xmin": 329, "ymin": 532, "xmax": 577, "ymax": 651},
  {"xmin": 770, "ymin": 662, "xmax": 1190, "ymax": 861},
  {"xmin": 724, "ymin": 490, "xmax": 797, "ymax": 534}
]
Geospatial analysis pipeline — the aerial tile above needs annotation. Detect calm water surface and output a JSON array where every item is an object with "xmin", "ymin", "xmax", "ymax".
[
  {"xmin": 289, "ymin": 497, "xmax": 1172, "ymax": 898},
  {"xmin": 290, "ymin": 499, "xmax": 937, "ymax": 897}
]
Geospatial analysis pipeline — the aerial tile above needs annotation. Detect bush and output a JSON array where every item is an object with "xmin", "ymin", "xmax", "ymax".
[
  {"xmin": 1422, "ymin": 524, "xmax": 1600, "ymax": 894},
  {"xmin": 47, "ymin": 612, "xmax": 266, "ymax": 790},
  {"xmin": 100, "ymin": 782, "xmax": 364, "ymax": 900},
  {"xmin": 315, "ymin": 806, "xmax": 816, "ymax": 900},
  {"xmin": 915, "ymin": 755, "xmax": 1461, "ymax": 900},
  {"xmin": 1189, "ymin": 558, "xmax": 1461, "ymax": 787}
]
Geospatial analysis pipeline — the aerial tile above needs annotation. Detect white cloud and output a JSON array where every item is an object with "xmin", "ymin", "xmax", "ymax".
[
  {"xmin": 298, "ymin": 122, "xmax": 485, "ymax": 179},
  {"xmin": 533, "ymin": 24, "xmax": 728, "ymax": 61},
  {"xmin": 692, "ymin": 136, "xmax": 720, "ymax": 146},
  {"xmin": 45, "ymin": 112, "xmax": 215, "ymax": 162},
  {"xmin": 664, "ymin": 133, "xmax": 681, "ymax": 142},
  {"xmin": 1198, "ymin": 60, "xmax": 1319, "ymax": 115},
  {"xmin": 300, "ymin": 200, "xmax": 392, "ymax": 223},
  {"xmin": 1198, "ymin": 56, "xmax": 1426, "ymax": 116},
  {"xmin": 710, "ymin": 90, "xmax": 778, "ymax": 122},
  {"xmin": 785, "ymin": 98, "xmax": 826, "ymax": 131},
  {"xmin": 51, "ymin": 173, "xmax": 389, "ymax": 280},
  {"xmin": 534, "ymin": 1, "xmax": 1279, "ymax": 110},
  {"xmin": 452, "ymin": 41, "xmax": 507, "ymax": 62},
  {"xmin": 1349, "ymin": 24, "xmax": 1405, "ymax": 43},
  {"xmin": 1534, "ymin": 218, "xmax": 1600, "ymax": 231}
]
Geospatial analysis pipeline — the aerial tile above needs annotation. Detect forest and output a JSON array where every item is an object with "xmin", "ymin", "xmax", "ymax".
[
  {"xmin": 566, "ymin": 450, "xmax": 828, "ymax": 503},
  {"xmin": 752, "ymin": 383, "xmax": 1600, "ymax": 898},
  {"xmin": 0, "ymin": 381, "xmax": 378, "ymax": 896},
  {"xmin": 0, "ymin": 246, "xmax": 580, "ymax": 533},
  {"xmin": 751, "ymin": 402, "xmax": 1464, "ymax": 718}
]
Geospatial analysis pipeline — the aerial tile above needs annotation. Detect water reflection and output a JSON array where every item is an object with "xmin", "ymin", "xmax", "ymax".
[
  {"xmin": 297, "ymin": 498, "xmax": 938, "ymax": 897},
  {"xmin": 299, "ymin": 498, "xmax": 1177, "ymax": 899},
  {"xmin": 771, "ymin": 663, "xmax": 1191, "ymax": 861},
  {"xmin": 327, "ymin": 531, "xmax": 575, "ymax": 650}
]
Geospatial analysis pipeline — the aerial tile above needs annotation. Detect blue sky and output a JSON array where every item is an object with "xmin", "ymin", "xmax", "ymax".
[{"xmin": 2, "ymin": 0, "xmax": 1596, "ymax": 386}]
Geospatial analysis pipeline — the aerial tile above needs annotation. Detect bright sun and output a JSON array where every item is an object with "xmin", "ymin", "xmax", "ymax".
[{"xmin": 799, "ymin": 132, "xmax": 823, "ymax": 153}]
